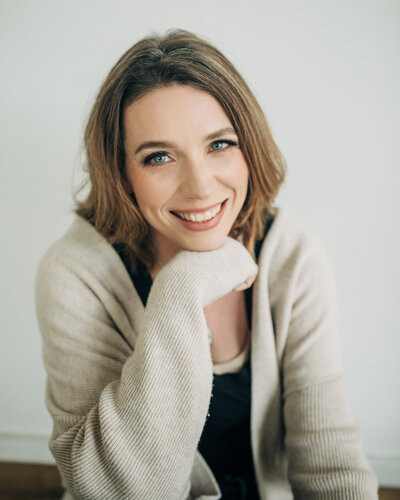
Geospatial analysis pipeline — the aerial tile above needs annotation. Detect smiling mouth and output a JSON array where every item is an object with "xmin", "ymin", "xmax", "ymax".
[{"xmin": 171, "ymin": 200, "xmax": 227, "ymax": 223}]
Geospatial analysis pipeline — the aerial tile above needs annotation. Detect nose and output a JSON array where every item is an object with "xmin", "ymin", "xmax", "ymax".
[{"xmin": 179, "ymin": 155, "xmax": 214, "ymax": 200}]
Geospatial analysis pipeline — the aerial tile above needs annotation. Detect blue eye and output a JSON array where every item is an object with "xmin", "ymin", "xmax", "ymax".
[
  {"xmin": 210, "ymin": 139, "xmax": 237, "ymax": 151},
  {"xmin": 143, "ymin": 152, "xmax": 170, "ymax": 165},
  {"xmin": 153, "ymin": 154, "xmax": 168, "ymax": 163},
  {"xmin": 211, "ymin": 141, "xmax": 227, "ymax": 151}
]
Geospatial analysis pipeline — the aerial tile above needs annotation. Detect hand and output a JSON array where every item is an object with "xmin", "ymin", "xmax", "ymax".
[
  {"xmin": 157, "ymin": 236, "xmax": 258, "ymax": 307},
  {"xmin": 233, "ymin": 267, "xmax": 258, "ymax": 291}
]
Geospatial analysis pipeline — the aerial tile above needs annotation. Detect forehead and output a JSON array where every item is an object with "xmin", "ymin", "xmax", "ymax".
[{"xmin": 123, "ymin": 84, "xmax": 232, "ymax": 143}]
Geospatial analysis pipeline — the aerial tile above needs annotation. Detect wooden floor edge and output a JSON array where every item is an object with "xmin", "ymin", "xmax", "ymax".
[{"xmin": 0, "ymin": 461, "xmax": 399, "ymax": 499}]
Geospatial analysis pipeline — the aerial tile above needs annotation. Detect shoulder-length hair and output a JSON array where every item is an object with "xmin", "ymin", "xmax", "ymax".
[{"xmin": 75, "ymin": 29, "xmax": 286, "ymax": 270}]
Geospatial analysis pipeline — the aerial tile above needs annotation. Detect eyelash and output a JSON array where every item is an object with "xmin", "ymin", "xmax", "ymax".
[
  {"xmin": 143, "ymin": 151, "xmax": 170, "ymax": 166},
  {"xmin": 142, "ymin": 139, "xmax": 238, "ymax": 166},
  {"xmin": 210, "ymin": 139, "xmax": 238, "ymax": 151}
]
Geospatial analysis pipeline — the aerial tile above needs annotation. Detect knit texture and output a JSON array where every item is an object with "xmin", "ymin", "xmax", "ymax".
[{"xmin": 35, "ymin": 207, "xmax": 378, "ymax": 499}]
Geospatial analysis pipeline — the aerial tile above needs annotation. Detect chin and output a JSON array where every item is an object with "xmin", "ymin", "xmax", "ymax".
[{"xmin": 181, "ymin": 234, "xmax": 227, "ymax": 253}]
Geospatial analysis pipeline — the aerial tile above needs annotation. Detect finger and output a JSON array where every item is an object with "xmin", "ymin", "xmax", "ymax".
[{"xmin": 233, "ymin": 271, "xmax": 258, "ymax": 292}]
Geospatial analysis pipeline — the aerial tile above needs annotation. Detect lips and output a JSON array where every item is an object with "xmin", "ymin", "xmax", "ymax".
[
  {"xmin": 172, "ymin": 203, "xmax": 222, "ymax": 223},
  {"xmin": 170, "ymin": 199, "xmax": 228, "ymax": 231}
]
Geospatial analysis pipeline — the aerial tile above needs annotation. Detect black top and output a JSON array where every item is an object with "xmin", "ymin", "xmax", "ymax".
[
  {"xmin": 113, "ymin": 216, "xmax": 273, "ymax": 500},
  {"xmin": 198, "ymin": 355, "xmax": 260, "ymax": 499}
]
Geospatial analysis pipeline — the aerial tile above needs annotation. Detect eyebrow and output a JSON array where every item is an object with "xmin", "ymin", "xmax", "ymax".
[{"xmin": 134, "ymin": 127, "xmax": 237, "ymax": 155}]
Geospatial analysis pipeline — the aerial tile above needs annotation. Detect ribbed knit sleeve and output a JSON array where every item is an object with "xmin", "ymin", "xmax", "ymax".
[
  {"xmin": 35, "ymin": 233, "xmax": 257, "ymax": 500},
  {"xmin": 278, "ymin": 236, "xmax": 379, "ymax": 499}
]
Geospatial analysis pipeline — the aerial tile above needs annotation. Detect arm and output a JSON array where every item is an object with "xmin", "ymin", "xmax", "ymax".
[
  {"xmin": 35, "ymin": 236, "xmax": 257, "ymax": 500},
  {"xmin": 281, "ymin": 238, "xmax": 378, "ymax": 499}
]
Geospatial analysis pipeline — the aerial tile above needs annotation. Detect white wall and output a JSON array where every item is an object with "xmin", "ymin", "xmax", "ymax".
[{"xmin": 1, "ymin": 0, "xmax": 399, "ymax": 486}]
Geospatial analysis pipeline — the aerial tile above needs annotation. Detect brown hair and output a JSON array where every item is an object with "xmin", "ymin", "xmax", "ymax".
[{"xmin": 75, "ymin": 29, "xmax": 286, "ymax": 269}]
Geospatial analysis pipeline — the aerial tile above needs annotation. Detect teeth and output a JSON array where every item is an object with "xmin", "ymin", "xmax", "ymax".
[{"xmin": 175, "ymin": 203, "xmax": 222, "ymax": 222}]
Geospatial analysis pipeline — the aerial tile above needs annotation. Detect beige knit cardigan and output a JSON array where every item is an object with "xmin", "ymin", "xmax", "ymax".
[{"xmin": 35, "ymin": 207, "xmax": 378, "ymax": 499}]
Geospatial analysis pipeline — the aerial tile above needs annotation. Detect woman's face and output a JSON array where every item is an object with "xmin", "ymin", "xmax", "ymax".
[{"xmin": 124, "ymin": 84, "xmax": 249, "ymax": 264}]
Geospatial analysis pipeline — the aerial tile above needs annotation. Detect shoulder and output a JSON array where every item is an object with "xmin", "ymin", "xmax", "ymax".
[
  {"xmin": 258, "ymin": 207, "xmax": 336, "ymax": 302},
  {"xmin": 260, "ymin": 207, "xmax": 332, "ymax": 271},
  {"xmin": 35, "ymin": 216, "xmax": 132, "ymax": 307},
  {"xmin": 37, "ymin": 216, "xmax": 112, "ymax": 269},
  {"xmin": 261, "ymin": 207, "xmax": 325, "ymax": 261}
]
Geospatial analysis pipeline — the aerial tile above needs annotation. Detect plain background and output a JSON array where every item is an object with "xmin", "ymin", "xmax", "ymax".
[{"xmin": 0, "ymin": 0, "xmax": 399, "ymax": 487}]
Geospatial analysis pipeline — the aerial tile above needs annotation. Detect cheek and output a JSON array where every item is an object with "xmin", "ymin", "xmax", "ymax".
[
  {"xmin": 126, "ymin": 169, "xmax": 153, "ymax": 211},
  {"xmin": 228, "ymin": 157, "xmax": 249, "ymax": 193},
  {"xmin": 127, "ymin": 168, "xmax": 175, "ymax": 214}
]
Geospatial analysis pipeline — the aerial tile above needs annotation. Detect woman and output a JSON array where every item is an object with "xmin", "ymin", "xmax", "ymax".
[{"xmin": 35, "ymin": 29, "xmax": 378, "ymax": 499}]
